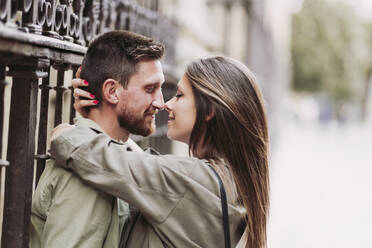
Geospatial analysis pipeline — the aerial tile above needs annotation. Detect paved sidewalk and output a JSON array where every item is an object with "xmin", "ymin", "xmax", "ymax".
[{"xmin": 268, "ymin": 121, "xmax": 372, "ymax": 247}]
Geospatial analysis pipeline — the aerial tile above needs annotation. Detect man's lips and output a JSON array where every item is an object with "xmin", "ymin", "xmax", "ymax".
[
  {"xmin": 145, "ymin": 109, "xmax": 159, "ymax": 116},
  {"xmin": 145, "ymin": 109, "xmax": 159, "ymax": 117}
]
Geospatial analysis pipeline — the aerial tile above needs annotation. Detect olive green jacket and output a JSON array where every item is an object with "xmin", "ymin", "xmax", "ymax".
[
  {"xmin": 30, "ymin": 118, "xmax": 130, "ymax": 248},
  {"xmin": 50, "ymin": 126, "xmax": 246, "ymax": 248}
]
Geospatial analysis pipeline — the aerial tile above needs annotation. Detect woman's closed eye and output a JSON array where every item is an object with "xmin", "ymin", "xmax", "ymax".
[{"xmin": 175, "ymin": 92, "xmax": 183, "ymax": 98}]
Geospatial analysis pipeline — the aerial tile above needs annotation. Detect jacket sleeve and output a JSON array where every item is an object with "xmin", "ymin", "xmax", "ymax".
[
  {"xmin": 50, "ymin": 127, "xmax": 201, "ymax": 224},
  {"xmin": 31, "ymin": 165, "xmax": 116, "ymax": 248}
]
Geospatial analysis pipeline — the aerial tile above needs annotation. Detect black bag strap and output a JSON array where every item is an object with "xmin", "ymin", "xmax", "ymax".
[{"xmin": 207, "ymin": 163, "xmax": 231, "ymax": 248}]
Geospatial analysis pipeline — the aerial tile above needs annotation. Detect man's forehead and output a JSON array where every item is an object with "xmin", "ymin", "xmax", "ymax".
[
  {"xmin": 139, "ymin": 71, "xmax": 165, "ymax": 85},
  {"xmin": 128, "ymin": 70, "xmax": 164, "ymax": 87},
  {"xmin": 136, "ymin": 59, "xmax": 163, "ymax": 72}
]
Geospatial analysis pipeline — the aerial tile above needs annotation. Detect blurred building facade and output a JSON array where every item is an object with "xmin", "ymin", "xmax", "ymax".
[{"xmin": 158, "ymin": 0, "xmax": 295, "ymax": 151}]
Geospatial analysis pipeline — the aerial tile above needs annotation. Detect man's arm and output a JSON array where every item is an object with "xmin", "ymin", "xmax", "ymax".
[{"xmin": 31, "ymin": 164, "xmax": 117, "ymax": 248}]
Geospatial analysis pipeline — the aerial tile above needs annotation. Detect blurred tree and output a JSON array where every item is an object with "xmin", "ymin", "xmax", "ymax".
[
  {"xmin": 291, "ymin": 0, "xmax": 370, "ymax": 121},
  {"xmin": 360, "ymin": 22, "xmax": 372, "ymax": 121}
]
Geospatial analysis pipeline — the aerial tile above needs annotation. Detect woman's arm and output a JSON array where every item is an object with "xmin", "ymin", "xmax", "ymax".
[{"xmin": 50, "ymin": 126, "xmax": 199, "ymax": 223}]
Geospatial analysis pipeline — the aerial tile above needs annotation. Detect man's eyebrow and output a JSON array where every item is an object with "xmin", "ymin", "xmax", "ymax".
[{"xmin": 144, "ymin": 81, "xmax": 161, "ymax": 86}]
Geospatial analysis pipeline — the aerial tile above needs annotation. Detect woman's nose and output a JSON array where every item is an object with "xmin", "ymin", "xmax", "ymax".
[{"xmin": 165, "ymin": 97, "xmax": 175, "ymax": 112}]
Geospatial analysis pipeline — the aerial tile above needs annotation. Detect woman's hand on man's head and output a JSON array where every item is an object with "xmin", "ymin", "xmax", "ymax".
[{"xmin": 72, "ymin": 66, "xmax": 98, "ymax": 118}]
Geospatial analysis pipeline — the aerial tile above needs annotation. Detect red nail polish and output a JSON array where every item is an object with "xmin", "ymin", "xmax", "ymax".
[
  {"xmin": 93, "ymin": 100, "xmax": 98, "ymax": 104},
  {"xmin": 90, "ymin": 94, "xmax": 95, "ymax": 98},
  {"xmin": 79, "ymin": 66, "xmax": 82, "ymax": 70},
  {"xmin": 84, "ymin": 80, "xmax": 89, "ymax": 85}
]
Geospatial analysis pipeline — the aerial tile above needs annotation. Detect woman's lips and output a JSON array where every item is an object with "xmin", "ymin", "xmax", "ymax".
[{"xmin": 168, "ymin": 116, "xmax": 175, "ymax": 124}]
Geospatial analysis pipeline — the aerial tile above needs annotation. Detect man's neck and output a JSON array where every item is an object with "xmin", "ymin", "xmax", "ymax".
[{"xmin": 87, "ymin": 108, "xmax": 129, "ymax": 142}]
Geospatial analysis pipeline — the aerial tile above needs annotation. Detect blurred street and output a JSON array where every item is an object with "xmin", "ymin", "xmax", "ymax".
[{"xmin": 268, "ymin": 119, "xmax": 372, "ymax": 247}]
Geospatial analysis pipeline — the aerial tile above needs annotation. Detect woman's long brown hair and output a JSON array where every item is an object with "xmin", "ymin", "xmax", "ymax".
[{"xmin": 186, "ymin": 56, "xmax": 270, "ymax": 248}]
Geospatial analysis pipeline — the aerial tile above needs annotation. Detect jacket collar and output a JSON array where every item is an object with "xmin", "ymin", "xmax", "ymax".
[{"xmin": 74, "ymin": 117, "xmax": 125, "ymax": 145}]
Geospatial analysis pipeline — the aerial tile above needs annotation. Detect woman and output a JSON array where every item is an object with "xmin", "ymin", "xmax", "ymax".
[{"xmin": 51, "ymin": 56, "xmax": 269, "ymax": 247}]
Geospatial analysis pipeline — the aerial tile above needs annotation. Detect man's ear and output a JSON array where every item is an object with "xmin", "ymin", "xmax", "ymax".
[{"xmin": 101, "ymin": 79, "xmax": 121, "ymax": 104}]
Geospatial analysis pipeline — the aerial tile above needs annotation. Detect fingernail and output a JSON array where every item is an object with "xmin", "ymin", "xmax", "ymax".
[
  {"xmin": 79, "ymin": 66, "xmax": 82, "ymax": 70},
  {"xmin": 93, "ymin": 100, "xmax": 99, "ymax": 104},
  {"xmin": 84, "ymin": 80, "xmax": 89, "ymax": 85},
  {"xmin": 90, "ymin": 94, "xmax": 95, "ymax": 98}
]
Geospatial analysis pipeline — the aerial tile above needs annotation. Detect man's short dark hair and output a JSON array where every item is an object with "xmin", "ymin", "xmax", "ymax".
[{"xmin": 80, "ymin": 30, "xmax": 165, "ymax": 102}]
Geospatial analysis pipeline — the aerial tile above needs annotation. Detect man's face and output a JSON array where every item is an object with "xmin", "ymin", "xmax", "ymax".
[{"xmin": 116, "ymin": 60, "xmax": 165, "ymax": 136}]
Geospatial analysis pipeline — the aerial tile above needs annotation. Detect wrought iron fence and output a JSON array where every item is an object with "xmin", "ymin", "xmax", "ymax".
[{"xmin": 0, "ymin": 0, "xmax": 177, "ymax": 247}]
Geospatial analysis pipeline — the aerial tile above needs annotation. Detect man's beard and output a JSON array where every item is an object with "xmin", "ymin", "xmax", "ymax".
[{"xmin": 118, "ymin": 106, "xmax": 156, "ymax": 137}]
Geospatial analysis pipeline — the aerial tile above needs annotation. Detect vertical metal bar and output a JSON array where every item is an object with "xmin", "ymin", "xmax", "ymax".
[
  {"xmin": 2, "ymin": 59, "xmax": 48, "ymax": 248},
  {"xmin": 35, "ymin": 68, "xmax": 52, "ymax": 185},
  {"xmin": 54, "ymin": 67, "xmax": 65, "ymax": 126},
  {"xmin": 69, "ymin": 66, "xmax": 78, "ymax": 124},
  {"xmin": 0, "ymin": 64, "xmax": 9, "ymax": 167},
  {"xmin": 0, "ymin": 65, "xmax": 4, "ymax": 156},
  {"xmin": 2, "ymin": 77, "xmax": 37, "ymax": 248}
]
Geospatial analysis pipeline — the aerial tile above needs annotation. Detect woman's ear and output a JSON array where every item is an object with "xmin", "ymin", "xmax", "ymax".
[
  {"xmin": 205, "ymin": 107, "xmax": 215, "ymax": 121},
  {"xmin": 101, "ymin": 79, "xmax": 121, "ymax": 104}
]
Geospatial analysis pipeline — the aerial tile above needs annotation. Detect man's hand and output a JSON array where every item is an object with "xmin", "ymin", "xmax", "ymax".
[{"xmin": 51, "ymin": 123, "xmax": 76, "ymax": 141}]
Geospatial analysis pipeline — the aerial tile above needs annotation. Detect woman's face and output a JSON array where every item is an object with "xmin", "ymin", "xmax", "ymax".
[{"xmin": 165, "ymin": 74, "xmax": 197, "ymax": 144}]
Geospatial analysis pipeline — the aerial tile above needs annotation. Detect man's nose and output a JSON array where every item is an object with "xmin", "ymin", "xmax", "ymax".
[{"xmin": 152, "ymin": 91, "xmax": 165, "ymax": 109}]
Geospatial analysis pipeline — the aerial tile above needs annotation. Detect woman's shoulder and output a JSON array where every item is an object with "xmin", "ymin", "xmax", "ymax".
[{"xmin": 157, "ymin": 154, "xmax": 211, "ymax": 176}]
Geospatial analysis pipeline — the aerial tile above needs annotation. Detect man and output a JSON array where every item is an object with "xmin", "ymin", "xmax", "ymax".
[{"xmin": 30, "ymin": 30, "xmax": 165, "ymax": 247}]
